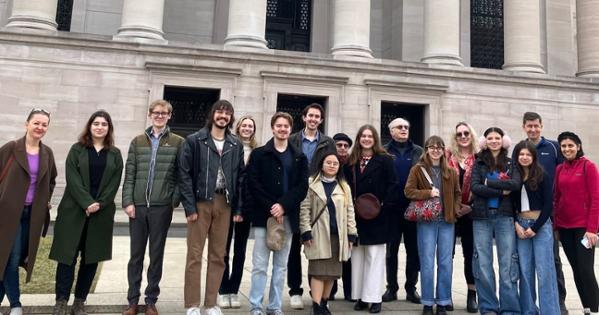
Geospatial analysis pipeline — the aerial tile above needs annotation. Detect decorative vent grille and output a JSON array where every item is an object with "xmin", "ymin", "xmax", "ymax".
[{"xmin": 470, "ymin": 0, "xmax": 504, "ymax": 69}]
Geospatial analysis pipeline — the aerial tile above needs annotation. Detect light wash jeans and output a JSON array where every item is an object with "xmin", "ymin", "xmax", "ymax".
[
  {"xmin": 0, "ymin": 206, "xmax": 30, "ymax": 308},
  {"xmin": 517, "ymin": 218, "xmax": 560, "ymax": 315},
  {"xmin": 473, "ymin": 212, "xmax": 520, "ymax": 315},
  {"xmin": 249, "ymin": 218, "xmax": 293, "ymax": 312},
  {"xmin": 417, "ymin": 219, "xmax": 454, "ymax": 307}
]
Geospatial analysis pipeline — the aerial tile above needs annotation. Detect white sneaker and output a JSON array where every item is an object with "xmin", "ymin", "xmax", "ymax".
[
  {"xmin": 217, "ymin": 294, "xmax": 231, "ymax": 309},
  {"xmin": 204, "ymin": 306, "xmax": 223, "ymax": 315},
  {"xmin": 9, "ymin": 308, "xmax": 23, "ymax": 315},
  {"xmin": 186, "ymin": 306, "xmax": 202, "ymax": 315},
  {"xmin": 230, "ymin": 294, "xmax": 241, "ymax": 308},
  {"xmin": 289, "ymin": 295, "xmax": 304, "ymax": 309}
]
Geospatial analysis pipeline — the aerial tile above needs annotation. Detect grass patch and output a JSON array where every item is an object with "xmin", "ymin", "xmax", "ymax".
[{"xmin": 19, "ymin": 236, "xmax": 102, "ymax": 294}]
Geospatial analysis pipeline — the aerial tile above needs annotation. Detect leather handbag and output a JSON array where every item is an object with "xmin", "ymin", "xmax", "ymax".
[
  {"xmin": 352, "ymin": 167, "xmax": 381, "ymax": 220},
  {"xmin": 404, "ymin": 167, "xmax": 442, "ymax": 222},
  {"xmin": 266, "ymin": 216, "xmax": 286, "ymax": 251}
]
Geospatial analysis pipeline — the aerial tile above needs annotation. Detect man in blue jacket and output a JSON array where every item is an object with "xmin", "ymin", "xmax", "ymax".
[{"xmin": 518, "ymin": 111, "xmax": 566, "ymax": 314}]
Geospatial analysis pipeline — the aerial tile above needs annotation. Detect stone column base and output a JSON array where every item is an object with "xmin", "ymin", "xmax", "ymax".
[
  {"xmin": 224, "ymin": 35, "xmax": 268, "ymax": 50},
  {"xmin": 576, "ymin": 69, "xmax": 599, "ymax": 78},
  {"xmin": 115, "ymin": 25, "xmax": 166, "ymax": 42},
  {"xmin": 331, "ymin": 45, "xmax": 373, "ymax": 59},
  {"xmin": 421, "ymin": 54, "xmax": 463, "ymax": 66},
  {"xmin": 5, "ymin": 15, "xmax": 57, "ymax": 31},
  {"xmin": 503, "ymin": 62, "xmax": 545, "ymax": 73}
]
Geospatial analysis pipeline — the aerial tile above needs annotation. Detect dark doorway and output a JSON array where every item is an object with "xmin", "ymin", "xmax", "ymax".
[
  {"xmin": 266, "ymin": 0, "xmax": 312, "ymax": 52},
  {"xmin": 276, "ymin": 94, "xmax": 327, "ymax": 134},
  {"xmin": 163, "ymin": 86, "xmax": 220, "ymax": 137},
  {"xmin": 470, "ymin": 0, "xmax": 504, "ymax": 69},
  {"xmin": 380, "ymin": 102, "xmax": 425, "ymax": 147}
]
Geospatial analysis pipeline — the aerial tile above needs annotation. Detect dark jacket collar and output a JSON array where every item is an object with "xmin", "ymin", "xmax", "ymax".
[
  {"xmin": 144, "ymin": 125, "xmax": 171, "ymax": 138},
  {"xmin": 263, "ymin": 138, "xmax": 304, "ymax": 158},
  {"xmin": 13, "ymin": 136, "xmax": 50, "ymax": 179},
  {"xmin": 196, "ymin": 127, "xmax": 238, "ymax": 144}
]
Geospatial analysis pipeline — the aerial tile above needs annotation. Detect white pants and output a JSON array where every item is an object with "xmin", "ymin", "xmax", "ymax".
[{"xmin": 351, "ymin": 244, "xmax": 386, "ymax": 303}]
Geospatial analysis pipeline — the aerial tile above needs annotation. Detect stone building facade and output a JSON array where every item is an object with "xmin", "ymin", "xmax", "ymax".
[{"xmin": 0, "ymin": 0, "xmax": 598, "ymax": 199}]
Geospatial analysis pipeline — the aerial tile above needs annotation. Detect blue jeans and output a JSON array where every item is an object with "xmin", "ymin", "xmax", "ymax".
[
  {"xmin": 0, "ymin": 206, "xmax": 30, "ymax": 308},
  {"xmin": 473, "ymin": 213, "xmax": 520, "ymax": 315},
  {"xmin": 517, "ymin": 218, "xmax": 560, "ymax": 315},
  {"xmin": 249, "ymin": 218, "xmax": 293, "ymax": 312},
  {"xmin": 417, "ymin": 219, "xmax": 454, "ymax": 307}
]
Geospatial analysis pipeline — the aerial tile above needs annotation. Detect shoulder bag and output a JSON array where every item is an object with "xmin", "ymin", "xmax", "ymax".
[
  {"xmin": 352, "ymin": 166, "xmax": 381, "ymax": 220},
  {"xmin": 404, "ymin": 167, "xmax": 442, "ymax": 222}
]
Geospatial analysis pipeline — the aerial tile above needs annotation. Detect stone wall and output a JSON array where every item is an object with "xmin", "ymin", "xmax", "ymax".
[{"xmin": 1, "ymin": 30, "xmax": 598, "ymax": 202}]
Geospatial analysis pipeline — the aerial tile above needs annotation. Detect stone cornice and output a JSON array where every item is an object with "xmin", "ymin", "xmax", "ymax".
[
  {"xmin": 1, "ymin": 30, "xmax": 598, "ymax": 91},
  {"xmin": 260, "ymin": 71, "xmax": 349, "ymax": 85},
  {"xmin": 145, "ymin": 62, "xmax": 242, "ymax": 76},
  {"xmin": 364, "ymin": 79, "xmax": 449, "ymax": 93}
]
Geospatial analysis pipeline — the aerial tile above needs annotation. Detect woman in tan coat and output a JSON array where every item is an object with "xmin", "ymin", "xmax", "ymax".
[
  {"xmin": 0, "ymin": 109, "xmax": 57, "ymax": 315},
  {"xmin": 300, "ymin": 152, "xmax": 357, "ymax": 315},
  {"xmin": 405, "ymin": 135, "xmax": 460, "ymax": 315}
]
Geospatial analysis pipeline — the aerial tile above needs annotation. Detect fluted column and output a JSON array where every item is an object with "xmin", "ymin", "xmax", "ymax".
[
  {"xmin": 576, "ymin": 0, "xmax": 599, "ymax": 77},
  {"xmin": 115, "ymin": 0, "xmax": 166, "ymax": 41},
  {"xmin": 330, "ymin": 0, "xmax": 373, "ymax": 59},
  {"xmin": 421, "ymin": 0, "xmax": 462, "ymax": 66},
  {"xmin": 5, "ymin": 0, "xmax": 58, "ymax": 31},
  {"xmin": 503, "ymin": 0, "xmax": 545, "ymax": 73},
  {"xmin": 224, "ymin": 0, "xmax": 268, "ymax": 49}
]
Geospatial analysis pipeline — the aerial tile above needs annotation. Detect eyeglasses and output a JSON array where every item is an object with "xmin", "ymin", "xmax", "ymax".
[
  {"xmin": 30, "ymin": 108, "xmax": 51, "ymax": 116},
  {"xmin": 324, "ymin": 161, "xmax": 340, "ymax": 167},
  {"xmin": 151, "ymin": 111, "xmax": 170, "ymax": 117},
  {"xmin": 394, "ymin": 125, "xmax": 409, "ymax": 130},
  {"xmin": 456, "ymin": 131, "xmax": 470, "ymax": 138},
  {"xmin": 427, "ymin": 146, "xmax": 444, "ymax": 152},
  {"xmin": 336, "ymin": 143, "xmax": 349, "ymax": 148}
]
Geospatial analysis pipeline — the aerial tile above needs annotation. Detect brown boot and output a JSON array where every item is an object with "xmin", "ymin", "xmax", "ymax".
[
  {"xmin": 145, "ymin": 305, "xmax": 158, "ymax": 315},
  {"xmin": 122, "ymin": 304, "xmax": 138, "ymax": 315}
]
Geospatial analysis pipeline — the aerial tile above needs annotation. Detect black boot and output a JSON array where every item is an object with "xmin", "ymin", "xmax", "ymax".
[
  {"xmin": 369, "ymin": 303, "xmax": 381, "ymax": 313},
  {"xmin": 312, "ymin": 302, "xmax": 324, "ymax": 315},
  {"xmin": 354, "ymin": 300, "xmax": 368, "ymax": 311},
  {"xmin": 422, "ymin": 306, "xmax": 434, "ymax": 315},
  {"xmin": 466, "ymin": 290, "xmax": 478, "ymax": 313},
  {"xmin": 320, "ymin": 299, "xmax": 331, "ymax": 315},
  {"xmin": 436, "ymin": 305, "xmax": 447, "ymax": 315}
]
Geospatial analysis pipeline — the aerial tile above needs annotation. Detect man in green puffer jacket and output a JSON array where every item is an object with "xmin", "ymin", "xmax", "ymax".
[{"xmin": 121, "ymin": 100, "xmax": 184, "ymax": 315}]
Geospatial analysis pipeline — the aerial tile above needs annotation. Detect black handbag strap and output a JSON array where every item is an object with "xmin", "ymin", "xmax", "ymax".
[
  {"xmin": 311, "ymin": 204, "xmax": 327, "ymax": 227},
  {"xmin": 352, "ymin": 166, "xmax": 357, "ymax": 202}
]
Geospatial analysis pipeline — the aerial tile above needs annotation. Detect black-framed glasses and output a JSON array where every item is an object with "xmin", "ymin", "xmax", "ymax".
[
  {"xmin": 456, "ymin": 131, "xmax": 470, "ymax": 138},
  {"xmin": 427, "ymin": 146, "xmax": 444, "ymax": 152},
  {"xmin": 151, "ymin": 111, "xmax": 171, "ymax": 117}
]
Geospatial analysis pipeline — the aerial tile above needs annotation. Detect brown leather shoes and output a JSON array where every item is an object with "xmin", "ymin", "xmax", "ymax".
[
  {"xmin": 122, "ymin": 305, "xmax": 138, "ymax": 315},
  {"xmin": 145, "ymin": 304, "xmax": 159, "ymax": 315}
]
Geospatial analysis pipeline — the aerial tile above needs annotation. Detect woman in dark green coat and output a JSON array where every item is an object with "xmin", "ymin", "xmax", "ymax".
[{"xmin": 49, "ymin": 110, "xmax": 123, "ymax": 315}]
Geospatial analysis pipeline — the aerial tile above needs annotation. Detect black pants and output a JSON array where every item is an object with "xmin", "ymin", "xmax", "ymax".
[
  {"xmin": 553, "ymin": 230, "xmax": 567, "ymax": 305},
  {"xmin": 559, "ymin": 228, "xmax": 599, "ymax": 312},
  {"xmin": 55, "ymin": 219, "xmax": 97, "ymax": 301},
  {"xmin": 386, "ymin": 217, "xmax": 419, "ymax": 293},
  {"xmin": 453, "ymin": 215, "xmax": 475, "ymax": 285},
  {"xmin": 287, "ymin": 232, "xmax": 304, "ymax": 296},
  {"xmin": 326, "ymin": 259, "xmax": 352, "ymax": 299},
  {"xmin": 219, "ymin": 218, "xmax": 251, "ymax": 294},
  {"xmin": 126, "ymin": 205, "xmax": 173, "ymax": 305}
]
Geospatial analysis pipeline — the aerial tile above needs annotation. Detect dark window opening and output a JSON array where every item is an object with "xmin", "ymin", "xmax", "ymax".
[
  {"xmin": 380, "ymin": 102, "xmax": 425, "ymax": 147},
  {"xmin": 470, "ymin": 0, "xmax": 504, "ymax": 69},
  {"xmin": 56, "ymin": 0, "xmax": 74, "ymax": 31},
  {"xmin": 276, "ymin": 94, "xmax": 327, "ymax": 134},
  {"xmin": 163, "ymin": 86, "xmax": 220, "ymax": 138},
  {"xmin": 266, "ymin": 0, "xmax": 312, "ymax": 52}
]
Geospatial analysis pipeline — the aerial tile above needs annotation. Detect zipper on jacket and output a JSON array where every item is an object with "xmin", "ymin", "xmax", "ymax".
[
  {"xmin": 220, "ymin": 143, "xmax": 233, "ymax": 204},
  {"xmin": 145, "ymin": 131, "xmax": 166, "ymax": 208}
]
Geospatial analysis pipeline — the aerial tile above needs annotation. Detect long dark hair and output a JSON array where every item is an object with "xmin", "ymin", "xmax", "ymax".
[
  {"xmin": 478, "ymin": 127, "xmax": 509, "ymax": 172},
  {"xmin": 310, "ymin": 151, "xmax": 350, "ymax": 197},
  {"xmin": 513, "ymin": 140, "xmax": 544, "ymax": 190},
  {"xmin": 205, "ymin": 100, "xmax": 235, "ymax": 131},
  {"xmin": 348, "ymin": 124, "xmax": 390, "ymax": 166},
  {"xmin": 78, "ymin": 110, "xmax": 115, "ymax": 149}
]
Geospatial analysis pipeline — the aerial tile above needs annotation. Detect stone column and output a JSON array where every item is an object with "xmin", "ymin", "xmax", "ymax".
[
  {"xmin": 421, "ymin": 0, "xmax": 463, "ymax": 65},
  {"xmin": 330, "ymin": 0, "xmax": 373, "ymax": 58},
  {"xmin": 576, "ymin": 0, "xmax": 599, "ymax": 77},
  {"xmin": 503, "ymin": 0, "xmax": 545, "ymax": 73},
  {"xmin": 224, "ymin": 0, "xmax": 268, "ymax": 49},
  {"xmin": 115, "ymin": 0, "xmax": 166, "ymax": 41},
  {"xmin": 5, "ymin": 0, "xmax": 58, "ymax": 31}
]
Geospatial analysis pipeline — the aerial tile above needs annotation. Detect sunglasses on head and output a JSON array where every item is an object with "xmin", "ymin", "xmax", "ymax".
[{"xmin": 30, "ymin": 108, "xmax": 51, "ymax": 115}]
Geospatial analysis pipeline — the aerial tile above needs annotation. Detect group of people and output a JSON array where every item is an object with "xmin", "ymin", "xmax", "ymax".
[{"xmin": 0, "ymin": 100, "xmax": 597, "ymax": 315}]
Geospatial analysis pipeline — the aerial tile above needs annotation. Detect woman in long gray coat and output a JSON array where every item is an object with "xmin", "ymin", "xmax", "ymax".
[
  {"xmin": 0, "ymin": 109, "xmax": 56, "ymax": 315},
  {"xmin": 49, "ymin": 110, "xmax": 123, "ymax": 315}
]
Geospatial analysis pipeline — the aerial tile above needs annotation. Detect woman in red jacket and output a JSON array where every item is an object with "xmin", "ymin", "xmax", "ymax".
[{"xmin": 554, "ymin": 131, "xmax": 599, "ymax": 315}]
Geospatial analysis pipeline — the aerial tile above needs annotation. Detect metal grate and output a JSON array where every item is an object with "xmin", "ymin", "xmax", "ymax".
[
  {"xmin": 265, "ymin": 0, "xmax": 312, "ymax": 52},
  {"xmin": 267, "ymin": 0, "xmax": 278, "ymax": 17},
  {"xmin": 55, "ymin": 0, "xmax": 73, "ymax": 31},
  {"xmin": 298, "ymin": 0, "xmax": 310, "ymax": 30},
  {"xmin": 276, "ymin": 94, "xmax": 327, "ymax": 134},
  {"xmin": 470, "ymin": 0, "xmax": 504, "ymax": 69},
  {"xmin": 163, "ymin": 86, "xmax": 220, "ymax": 138}
]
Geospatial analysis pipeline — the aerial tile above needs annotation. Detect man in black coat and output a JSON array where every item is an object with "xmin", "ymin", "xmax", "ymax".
[{"xmin": 246, "ymin": 112, "xmax": 309, "ymax": 315}]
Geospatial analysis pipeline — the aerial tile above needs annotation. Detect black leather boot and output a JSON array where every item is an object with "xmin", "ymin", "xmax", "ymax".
[
  {"xmin": 320, "ymin": 299, "xmax": 331, "ymax": 315},
  {"xmin": 466, "ymin": 289, "xmax": 478, "ymax": 313}
]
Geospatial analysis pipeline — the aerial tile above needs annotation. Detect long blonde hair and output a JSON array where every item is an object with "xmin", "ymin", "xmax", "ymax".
[
  {"xmin": 235, "ymin": 115, "xmax": 258, "ymax": 149},
  {"xmin": 449, "ymin": 121, "xmax": 479, "ymax": 157}
]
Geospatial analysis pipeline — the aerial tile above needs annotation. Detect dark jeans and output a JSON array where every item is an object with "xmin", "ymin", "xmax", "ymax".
[
  {"xmin": 553, "ymin": 230, "xmax": 567, "ymax": 305},
  {"xmin": 55, "ymin": 218, "xmax": 98, "ymax": 301},
  {"xmin": 0, "ymin": 206, "xmax": 30, "ymax": 308},
  {"xmin": 219, "ymin": 218, "xmax": 251, "ymax": 294},
  {"xmin": 126, "ymin": 205, "xmax": 173, "ymax": 305},
  {"xmin": 453, "ymin": 215, "xmax": 475, "ymax": 285},
  {"xmin": 559, "ymin": 228, "xmax": 599, "ymax": 312},
  {"xmin": 386, "ymin": 217, "xmax": 419, "ymax": 293},
  {"xmin": 287, "ymin": 232, "xmax": 304, "ymax": 296}
]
